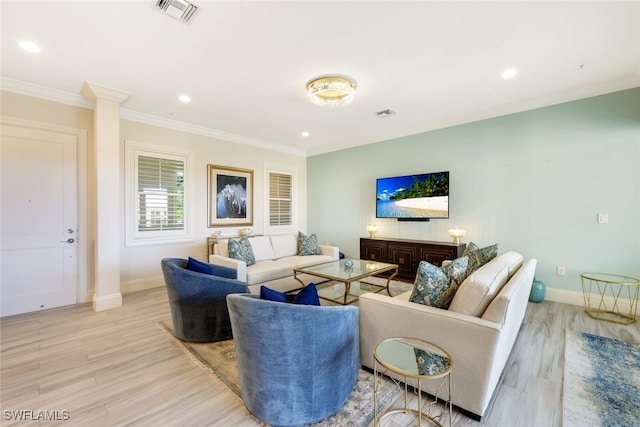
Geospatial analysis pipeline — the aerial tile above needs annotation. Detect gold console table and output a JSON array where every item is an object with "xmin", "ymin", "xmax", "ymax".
[{"xmin": 580, "ymin": 272, "xmax": 640, "ymax": 325}]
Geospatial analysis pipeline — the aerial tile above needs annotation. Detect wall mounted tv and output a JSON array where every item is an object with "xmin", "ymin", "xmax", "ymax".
[{"xmin": 376, "ymin": 171, "xmax": 449, "ymax": 221}]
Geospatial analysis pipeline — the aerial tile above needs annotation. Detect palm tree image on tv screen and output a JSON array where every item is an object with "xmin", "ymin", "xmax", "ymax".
[{"xmin": 376, "ymin": 171, "xmax": 449, "ymax": 219}]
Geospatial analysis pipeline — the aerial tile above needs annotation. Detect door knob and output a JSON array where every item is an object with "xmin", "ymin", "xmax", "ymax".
[{"xmin": 60, "ymin": 238, "xmax": 75, "ymax": 244}]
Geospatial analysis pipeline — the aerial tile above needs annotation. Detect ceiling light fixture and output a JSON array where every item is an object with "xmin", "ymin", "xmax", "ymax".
[
  {"xmin": 19, "ymin": 40, "xmax": 41, "ymax": 53},
  {"xmin": 306, "ymin": 76, "xmax": 357, "ymax": 107},
  {"xmin": 301, "ymin": 131, "xmax": 310, "ymax": 137},
  {"xmin": 178, "ymin": 94, "xmax": 191, "ymax": 103}
]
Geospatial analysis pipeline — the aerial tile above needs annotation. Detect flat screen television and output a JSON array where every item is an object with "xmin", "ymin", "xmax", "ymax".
[{"xmin": 376, "ymin": 171, "xmax": 449, "ymax": 221}]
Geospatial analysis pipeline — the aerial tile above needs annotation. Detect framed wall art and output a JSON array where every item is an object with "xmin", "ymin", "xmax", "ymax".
[{"xmin": 208, "ymin": 164, "xmax": 253, "ymax": 227}]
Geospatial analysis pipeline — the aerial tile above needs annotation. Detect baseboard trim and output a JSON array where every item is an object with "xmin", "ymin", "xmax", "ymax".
[
  {"xmin": 545, "ymin": 287, "xmax": 637, "ymax": 313},
  {"xmin": 120, "ymin": 276, "xmax": 164, "ymax": 294},
  {"xmin": 93, "ymin": 293, "xmax": 123, "ymax": 312}
]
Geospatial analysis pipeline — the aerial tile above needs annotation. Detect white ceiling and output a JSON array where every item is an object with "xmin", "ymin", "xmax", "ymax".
[{"xmin": 2, "ymin": 1, "xmax": 639, "ymax": 156}]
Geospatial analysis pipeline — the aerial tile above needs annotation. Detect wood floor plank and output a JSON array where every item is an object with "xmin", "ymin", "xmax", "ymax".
[{"xmin": 2, "ymin": 287, "xmax": 638, "ymax": 427}]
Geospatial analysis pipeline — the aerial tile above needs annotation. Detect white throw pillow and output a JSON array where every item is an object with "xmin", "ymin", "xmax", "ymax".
[{"xmin": 249, "ymin": 236, "xmax": 276, "ymax": 262}]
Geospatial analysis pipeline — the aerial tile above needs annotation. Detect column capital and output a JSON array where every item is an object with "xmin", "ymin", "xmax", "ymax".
[{"xmin": 81, "ymin": 81, "xmax": 131, "ymax": 104}]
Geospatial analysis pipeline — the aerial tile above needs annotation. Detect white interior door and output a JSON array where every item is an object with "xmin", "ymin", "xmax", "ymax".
[{"xmin": 1, "ymin": 124, "xmax": 78, "ymax": 317}]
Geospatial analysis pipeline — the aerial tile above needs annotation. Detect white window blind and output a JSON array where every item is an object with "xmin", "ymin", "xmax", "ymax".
[
  {"xmin": 125, "ymin": 140, "xmax": 193, "ymax": 246},
  {"xmin": 137, "ymin": 155, "xmax": 184, "ymax": 232},
  {"xmin": 269, "ymin": 172, "xmax": 292, "ymax": 226}
]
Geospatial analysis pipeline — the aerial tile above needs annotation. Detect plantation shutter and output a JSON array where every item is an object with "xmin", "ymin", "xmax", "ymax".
[
  {"xmin": 137, "ymin": 155, "xmax": 184, "ymax": 231},
  {"xmin": 269, "ymin": 171, "xmax": 292, "ymax": 226}
]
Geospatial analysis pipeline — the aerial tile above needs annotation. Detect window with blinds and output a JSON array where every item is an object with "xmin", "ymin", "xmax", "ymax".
[
  {"xmin": 269, "ymin": 171, "xmax": 292, "ymax": 227},
  {"xmin": 137, "ymin": 155, "xmax": 184, "ymax": 231},
  {"xmin": 125, "ymin": 140, "xmax": 193, "ymax": 246}
]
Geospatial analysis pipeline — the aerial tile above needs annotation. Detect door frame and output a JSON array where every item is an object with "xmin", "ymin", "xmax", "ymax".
[{"xmin": 1, "ymin": 116, "xmax": 89, "ymax": 304}]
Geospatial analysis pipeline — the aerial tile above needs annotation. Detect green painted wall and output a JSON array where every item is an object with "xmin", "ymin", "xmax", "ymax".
[{"xmin": 307, "ymin": 88, "xmax": 640, "ymax": 292}]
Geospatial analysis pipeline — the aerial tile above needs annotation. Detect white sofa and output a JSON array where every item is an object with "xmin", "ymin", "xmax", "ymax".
[
  {"xmin": 359, "ymin": 251, "xmax": 537, "ymax": 420},
  {"xmin": 208, "ymin": 234, "xmax": 339, "ymax": 293}
]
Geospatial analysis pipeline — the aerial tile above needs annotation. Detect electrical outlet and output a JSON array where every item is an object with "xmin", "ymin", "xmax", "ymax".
[
  {"xmin": 597, "ymin": 213, "xmax": 608, "ymax": 224},
  {"xmin": 557, "ymin": 266, "xmax": 566, "ymax": 276}
]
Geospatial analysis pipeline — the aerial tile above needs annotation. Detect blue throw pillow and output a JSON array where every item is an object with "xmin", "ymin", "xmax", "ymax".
[
  {"xmin": 260, "ymin": 284, "xmax": 321, "ymax": 306},
  {"xmin": 260, "ymin": 285, "xmax": 291, "ymax": 303},
  {"xmin": 228, "ymin": 236, "xmax": 256, "ymax": 266},
  {"xmin": 298, "ymin": 231, "xmax": 322, "ymax": 256},
  {"xmin": 463, "ymin": 242, "xmax": 498, "ymax": 277},
  {"xmin": 185, "ymin": 257, "xmax": 213, "ymax": 275},
  {"xmin": 292, "ymin": 283, "xmax": 320, "ymax": 306},
  {"xmin": 409, "ymin": 257, "xmax": 469, "ymax": 309}
]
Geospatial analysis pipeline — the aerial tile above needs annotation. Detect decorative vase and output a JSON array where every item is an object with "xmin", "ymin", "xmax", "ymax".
[
  {"xmin": 344, "ymin": 259, "xmax": 354, "ymax": 268},
  {"xmin": 529, "ymin": 277, "xmax": 546, "ymax": 303}
]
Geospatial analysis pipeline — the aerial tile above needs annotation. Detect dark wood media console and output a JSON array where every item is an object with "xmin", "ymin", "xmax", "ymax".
[{"xmin": 360, "ymin": 237, "xmax": 466, "ymax": 281}]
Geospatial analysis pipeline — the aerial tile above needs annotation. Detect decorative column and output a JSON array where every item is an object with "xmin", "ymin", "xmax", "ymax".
[{"xmin": 81, "ymin": 82, "xmax": 131, "ymax": 312}]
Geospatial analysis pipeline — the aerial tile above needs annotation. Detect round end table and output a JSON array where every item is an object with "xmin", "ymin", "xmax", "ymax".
[{"xmin": 373, "ymin": 337, "xmax": 453, "ymax": 427}]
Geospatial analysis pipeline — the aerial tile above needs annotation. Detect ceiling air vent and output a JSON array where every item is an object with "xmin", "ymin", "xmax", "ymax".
[
  {"xmin": 375, "ymin": 109, "xmax": 396, "ymax": 118},
  {"xmin": 154, "ymin": 0, "xmax": 199, "ymax": 23}
]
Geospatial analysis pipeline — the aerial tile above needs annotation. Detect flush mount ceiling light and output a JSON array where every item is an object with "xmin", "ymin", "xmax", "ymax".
[
  {"xmin": 306, "ymin": 76, "xmax": 357, "ymax": 107},
  {"xmin": 154, "ymin": 0, "xmax": 199, "ymax": 23}
]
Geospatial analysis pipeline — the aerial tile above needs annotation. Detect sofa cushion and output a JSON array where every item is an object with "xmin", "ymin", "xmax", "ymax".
[
  {"xmin": 270, "ymin": 234, "xmax": 298, "ymax": 259},
  {"xmin": 463, "ymin": 242, "xmax": 498, "ymax": 277},
  {"xmin": 228, "ymin": 236, "xmax": 256, "ymax": 266},
  {"xmin": 496, "ymin": 251, "xmax": 523, "ymax": 279},
  {"xmin": 298, "ymin": 231, "xmax": 322, "ymax": 256},
  {"xmin": 185, "ymin": 257, "xmax": 213, "ymax": 275},
  {"xmin": 260, "ymin": 284, "xmax": 320, "ymax": 306},
  {"xmin": 246, "ymin": 260, "xmax": 297, "ymax": 285},
  {"xmin": 249, "ymin": 236, "xmax": 275, "ymax": 262},
  {"xmin": 409, "ymin": 256, "xmax": 469, "ymax": 309},
  {"xmin": 449, "ymin": 257, "xmax": 509, "ymax": 316},
  {"xmin": 279, "ymin": 254, "xmax": 335, "ymax": 268},
  {"xmin": 215, "ymin": 239, "xmax": 230, "ymax": 257}
]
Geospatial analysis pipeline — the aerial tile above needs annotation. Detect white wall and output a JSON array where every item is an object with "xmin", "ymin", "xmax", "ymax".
[
  {"xmin": 118, "ymin": 120, "xmax": 307, "ymax": 290},
  {"xmin": 1, "ymin": 91, "xmax": 307, "ymax": 297}
]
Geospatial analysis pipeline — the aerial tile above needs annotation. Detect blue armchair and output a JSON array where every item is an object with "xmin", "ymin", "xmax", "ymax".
[
  {"xmin": 226, "ymin": 293, "xmax": 359, "ymax": 426},
  {"xmin": 161, "ymin": 258, "xmax": 249, "ymax": 342}
]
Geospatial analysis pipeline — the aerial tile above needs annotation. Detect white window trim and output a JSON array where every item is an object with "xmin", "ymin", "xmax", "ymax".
[
  {"xmin": 263, "ymin": 165, "xmax": 297, "ymax": 235},
  {"xmin": 125, "ymin": 140, "xmax": 194, "ymax": 246}
]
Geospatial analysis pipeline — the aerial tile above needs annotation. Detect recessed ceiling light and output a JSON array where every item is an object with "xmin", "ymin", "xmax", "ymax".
[
  {"xmin": 501, "ymin": 68, "xmax": 518, "ymax": 79},
  {"xmin": 178, "ymin": 94, "xmax": 191, "ymax": 103},
  {"xmin": 301, "ymin": 131, "xmax": 310, "ymax": 137},
  {"xmin": 19, "ymin": 40, "xmax": 41, "ymax": 53}
]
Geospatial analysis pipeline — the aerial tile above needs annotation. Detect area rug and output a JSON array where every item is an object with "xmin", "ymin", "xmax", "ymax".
[
  {"xmin": 159, "ymin": 322, "xmax": 401, "ymax": 427},
  {"xmin": 563, "ymin": 330, "xmax": 640, "ymax": 427}
]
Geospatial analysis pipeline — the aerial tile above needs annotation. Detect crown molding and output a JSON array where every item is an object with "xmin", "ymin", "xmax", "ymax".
[{"xmin": 1, "ymin": 77, "xmax": 307, "ymax": 157}]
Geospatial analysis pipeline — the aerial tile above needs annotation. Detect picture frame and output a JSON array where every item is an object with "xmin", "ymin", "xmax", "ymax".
[{"xmin": 208, "ymin": 164, "xmax": 253, "ymax": 227}]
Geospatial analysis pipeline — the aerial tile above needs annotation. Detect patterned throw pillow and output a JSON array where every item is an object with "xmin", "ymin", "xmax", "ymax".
[
  {"xmin": 409, "ymin": 256, "xmax": 469, "ymax": 309},
  {"xmin": 463, "ymin": 242, "xmax": 498, "ymax": 277},
  {"xmin": 228, "ymin": 236, "xmax": 256, "ymax": 266},
  {"xmin": 297, "ymin": 232, "xmax": 322, "ymax": 256}
]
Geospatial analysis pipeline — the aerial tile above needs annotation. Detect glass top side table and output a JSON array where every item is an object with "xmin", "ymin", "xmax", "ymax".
[
  {"xmin": 580, "ymin": 272, "xmax": 640, "ymax": 325},
  {"xmin": 373, "ymin": 337, "xmax": 453, "ymax": 427}
]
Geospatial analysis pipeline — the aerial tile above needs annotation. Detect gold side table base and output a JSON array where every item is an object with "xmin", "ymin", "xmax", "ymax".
[{"xmin": 581, "ymin": 273, "xmax": 640, "ymax": 326}]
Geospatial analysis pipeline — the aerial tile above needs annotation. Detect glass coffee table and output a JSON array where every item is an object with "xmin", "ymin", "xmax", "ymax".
[{"xmin": 293, "ymin": 259, "xmax": 399, "ymax": 305}]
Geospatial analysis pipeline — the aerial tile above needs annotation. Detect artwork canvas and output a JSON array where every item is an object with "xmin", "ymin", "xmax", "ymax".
[{"xmin": 208, "ymin": 165, "xmax": 253, "ymax": 227}]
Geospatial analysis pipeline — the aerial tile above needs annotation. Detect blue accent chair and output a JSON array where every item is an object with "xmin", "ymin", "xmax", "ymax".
[
  {"xmin": 161, "ymin": 258, "xmax": 249, "ymax": 342},
  {"xmin": 226, "ymin": 293, "xmax": 359, "ymax": 426}
]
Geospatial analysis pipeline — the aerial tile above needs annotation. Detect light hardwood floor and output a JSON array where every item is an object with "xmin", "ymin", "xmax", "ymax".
[{"xmin": 1, "ymin": 288, "xmax": 638, "ymax": 426}]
